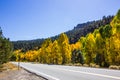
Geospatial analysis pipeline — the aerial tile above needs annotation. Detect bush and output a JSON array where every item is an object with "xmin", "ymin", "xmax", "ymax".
[
  {"xmin": 83, "ymin": 64, "xmax": 89, "ymax": 67},
  {"xmin": 65, "ymin": 63, "xmax": 73, "ymax": 66},
  {"xmin": 90, "ymin": 63, "xmax": 96, "ymax": 67},
  {"xmin": 95, "ymin": 65, "xmax": 100, "ymax": 68},
  {"xmin": 89, "ymin": 63, "xmax": 100, "ymax": 68},
  {"xmin": 74, "ymin": 63, "xmax": 82, "ymax": 66},
  {"xmin": 119, "ymin": 66, "xmax": 120, "ymax": 70},
  {"xmin": 109, "ymin": 65, "xmax": 119, "ymax": 70}
]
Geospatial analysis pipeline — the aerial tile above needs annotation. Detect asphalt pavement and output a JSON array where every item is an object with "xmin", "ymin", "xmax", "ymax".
[{"xmin": 12, "ymin": 62, "xmax": 120, "ymax": 80}]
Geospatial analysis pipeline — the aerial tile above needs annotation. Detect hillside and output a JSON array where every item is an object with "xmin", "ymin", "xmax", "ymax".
[
  {"xmin": 66, "ymin": 16, "xmax": 113, "ymax": 43},
  {"xmin": 11, "ymin": 9, "xmax": 120, "ymax": 67},
  {"xmin": 12, "ymin": 15, "xmax": 113, "ymax": 52}
]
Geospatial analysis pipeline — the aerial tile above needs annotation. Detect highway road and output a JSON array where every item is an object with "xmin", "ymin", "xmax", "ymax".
[{"xmin": 12, "ymin": 62, "xmax": 120, "ymax": 80}]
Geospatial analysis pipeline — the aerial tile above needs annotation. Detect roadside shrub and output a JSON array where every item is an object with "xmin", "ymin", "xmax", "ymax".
[
  {"xmin": 74, "ymin": 63, "xmax": 82, "ymax": 66},
  {"xmin": 65, "ymin": 63, "xmax": 73, "ymax": 66},
  {"xmin": 119, "ymin": 66, "xmax": 120, "ymax": 70},
  {"xmin": 90, "ymin": 63, "xmax": 96, "ymax": 67},
  {"xmin": 95, "ymin": 65, "xmax": 100, "ymax": 68},
  {"xmin": 83, "ymin": 64, "xmax": 89, "ymax": 67},
  {"xmin": 109, "ymin": 65, "xmax": 119, "ymax": 70},
  {"xmin": 89, "ymin": 63, "xmax": 100, "ymax": 68}
]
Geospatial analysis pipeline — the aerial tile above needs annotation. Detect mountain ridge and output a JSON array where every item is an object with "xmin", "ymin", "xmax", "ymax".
[{"xmin": 12, "ymin": 15, "xmax": 114, "ymax": 51}]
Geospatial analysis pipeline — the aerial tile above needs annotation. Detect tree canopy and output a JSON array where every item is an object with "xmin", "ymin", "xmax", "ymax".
[
  {"xmin": 11, "ymin": 9, "xmax": 120, "ymax": 67},
  {"xmin": 0, "ymin": 27, "xmax": 12, "ymax": 65}
]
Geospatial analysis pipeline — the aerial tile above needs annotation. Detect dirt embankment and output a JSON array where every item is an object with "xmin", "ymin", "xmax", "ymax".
[{"xmin": 0, "ymin": 63, "xmax": 46, "ymax": 80}]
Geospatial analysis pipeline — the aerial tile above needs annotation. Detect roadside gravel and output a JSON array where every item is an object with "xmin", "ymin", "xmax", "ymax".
[{"xmin": 0, "ymin": 63, "xmax": 46, "ymax": 80}]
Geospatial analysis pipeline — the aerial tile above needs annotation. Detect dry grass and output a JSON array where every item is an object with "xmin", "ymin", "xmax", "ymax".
[
  {"xmin": 65, "ymin": 63, "xmax": 101, "ymax": 68},
  {"xmin": 0, "ymin": 62, "xmax": 46, "ymax": 80},
  {"xmin": 0, "ymin": 62, "xmax": 18, "ymax": 80},
  {"xmin": 83, "ymin": 64, "xmax": 89, "ymax": 67},
  {"xmin": 95, "ymin": 65, "xmax": 100, "ymax": 68},
  {"xmin": 0, "ymin": 62, "xmax": 18, "ymax": 72},
  {"xmin": 65, "ymin": 63, "xmax": 73, "ymax": 66},
  {"xmin": 89, "ymin": 63, "xmax": 100, "ymax": 68},
  {"xmin": 109, "ymin": 65, "xmax": 120, "ymax": 70},
  {"xmin": 73, "ymin": 63, "xmax": 82, "ymax": 66},
  {"xmin": 65, "ymin": 63, "xmax": 83, "ymax": 66},
  {"xmin": 90, "ymin": 63, "xmax": 96, "ymax": 67}
]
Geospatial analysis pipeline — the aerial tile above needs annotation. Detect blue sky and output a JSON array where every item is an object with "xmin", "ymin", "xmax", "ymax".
[{"xmin": 0, "ymin": 0, "xmax": 120, "ymax": 41}]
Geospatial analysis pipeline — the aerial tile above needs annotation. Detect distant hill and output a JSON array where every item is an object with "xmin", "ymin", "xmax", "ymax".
[
  {"xmin": 12, "ymin": 15, "xmax": 113, "ymax": 52},
  {"xmin": 66, "ymin": 16, "xmax": 113, "ymax": 43},
  {"xmin": 12, "ymin": 39, "xmax": 44, "ymax": 52}
]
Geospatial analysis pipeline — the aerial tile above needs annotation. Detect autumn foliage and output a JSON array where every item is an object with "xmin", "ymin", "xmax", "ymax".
[{"xmin": 12, "ymin": 10, "xmax": 120, "ymax": 67}]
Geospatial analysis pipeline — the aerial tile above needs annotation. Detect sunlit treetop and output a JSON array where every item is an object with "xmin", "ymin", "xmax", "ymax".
[
  {"xmin": 111, "ymin": 9, "xmax": 120, "ymax": 27},
  {"xmin": 116, "ymin": 9, "xmax": 120, "ymax": 19},
  {"xmin": 110, "ymin": 9, "xmax": 120, "ymax": 34}
]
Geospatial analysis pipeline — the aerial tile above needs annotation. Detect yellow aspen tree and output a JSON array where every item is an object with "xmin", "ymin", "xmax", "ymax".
[
  {"xmin": 110, "ymin": 9, "xmax": 120, "ymax": 35},
  {"xmin": 57, "ymin": 33, "xmax": 71, "ymax": 64},
  {"xmin": 32, "ymin": 50, "xmax": 39, "ymax": 62},
  {"xmin": 40, "ymin": 38, "xmax": 52, "ymax": 63},
  {"xmin": 19, "ymin": 53, "xmax": 25, "ymax": 61},
  {"xmin": 13, "ymin": 49, "xmax": 22, "ymax": 61},
  {"xmin": 95, "ymin": 32, "xmax": 108, "ymax": 67},
  {"xmin": 52, "ymin": 40, "xmax": 62, "ymax": 64},
  {"xmin": 25, "ymin": 50, "xmax": 35, "ymax": 62},
  {"xmin": 79, "ymin": 37, "xmax": 86, "ymax": 57},
  {"xmin": 74, "ymin": 41, "xmax": 82, "ymax": 50},
  {"xmin": 70, "ymin": 44, "xmax": 75, "ymax": 52},
  {"xmin": 108, "ymin": 9, "xmax": 120, "ymax": 65},
  {"xmin": 45, "ymin": 42, "xmax": 52, "ymax": 64},
  {"xmin": 37, "ymin": 48, "xmax": 42, "ymax": 63},
  {"xmin": 84, "ymin": 33, "xmax": 96, "ymax": 64}
]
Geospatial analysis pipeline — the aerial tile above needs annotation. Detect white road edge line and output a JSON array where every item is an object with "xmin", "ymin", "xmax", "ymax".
[
  {"xmin": 57, "ymin": 68, "xmax": 120, "ymax": 80},
  {"xmin": 11, "ymin": 62, "xmax": 60, "ymax": 80},
  {"xmin": 21, "ymin": 65, "xmax": 60, "ymax": 80},
  {"xmin": 12, "ymin": 62, "xmax": 120, "ymax": 80}
]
